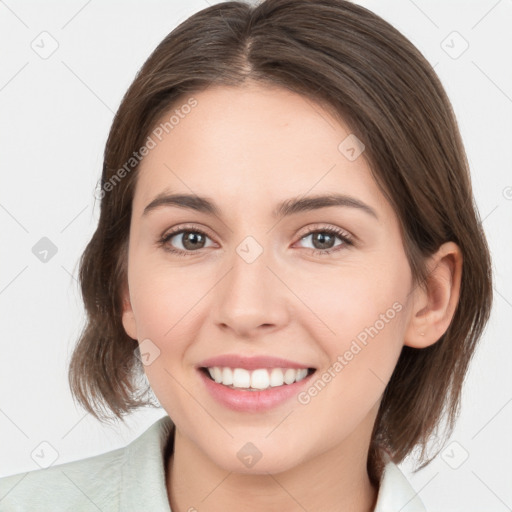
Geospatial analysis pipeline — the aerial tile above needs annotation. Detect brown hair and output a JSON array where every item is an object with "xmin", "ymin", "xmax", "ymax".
[{"xmin": 68, "ymin": 0, "xmax": 493, "ymax": 484}]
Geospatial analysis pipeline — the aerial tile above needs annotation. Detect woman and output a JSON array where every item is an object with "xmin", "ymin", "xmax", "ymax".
[{"xmin": 0, "ymin": 0, "xmax": 492, "ymax": 510}]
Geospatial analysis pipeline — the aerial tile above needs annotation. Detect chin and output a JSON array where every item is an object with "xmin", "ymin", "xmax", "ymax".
[
  {"xmin": 200, "ymin": 438, "xmax": 303, "ymax": 476},
  {"xmin": 223, "ymin": 454, "xmax": 298, "ymax": 476}
]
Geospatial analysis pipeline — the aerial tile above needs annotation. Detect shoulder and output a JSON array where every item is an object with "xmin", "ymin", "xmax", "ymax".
[
  {"xmin": 0, "ymin": 444, "xmax": 125, "ymax": 511},
  {"xmin": 0, "ymin": 415, "xmax": 175, "ymax": 512},
  {"xmin": 374, "ymin": 454, "xmax": 428, "ymax": 512}
]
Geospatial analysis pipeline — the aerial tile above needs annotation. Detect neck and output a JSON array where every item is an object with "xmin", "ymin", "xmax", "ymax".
[{"xmin": 166, "ymin": 415, "xmax": 379, "ymax": 512}]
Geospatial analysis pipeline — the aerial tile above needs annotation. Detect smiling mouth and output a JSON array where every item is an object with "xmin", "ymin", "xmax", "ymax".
[{"xmin": 200, "ymin": 366, "xmax": 316, "ymax": 391}]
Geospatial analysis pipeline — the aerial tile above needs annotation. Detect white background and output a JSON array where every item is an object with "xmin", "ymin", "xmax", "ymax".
[{"xmin": 0, "ymin": 0, "xmax": 511, "ymax": 510}]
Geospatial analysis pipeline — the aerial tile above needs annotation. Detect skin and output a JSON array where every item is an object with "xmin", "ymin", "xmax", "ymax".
[{"xmin": 122, "ymin": 82, "xmax": 462, "ymax": 512}]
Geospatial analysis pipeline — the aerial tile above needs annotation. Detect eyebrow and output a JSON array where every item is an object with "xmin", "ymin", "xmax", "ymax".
[{"xmin": 143, "ymin": 192, "xmax": 378, "ymax": 220}]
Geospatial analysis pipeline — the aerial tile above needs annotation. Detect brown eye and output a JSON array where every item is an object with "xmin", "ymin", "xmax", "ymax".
[
  {"xmin": 297, "ymin": 227, "xmax": 353, "ymax": 256},
  {"xmin": 308, "ymin": 232, "xmax": 337, "ymax": 250},
  {"xmin": 160, "ymin": 228, "xmax": 214, "ymax": 255}
]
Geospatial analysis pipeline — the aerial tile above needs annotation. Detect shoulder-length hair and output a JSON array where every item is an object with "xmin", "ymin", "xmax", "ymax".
[{"xmin": 68, "ymin": 0, "xmax": 493, "ymax": 484}]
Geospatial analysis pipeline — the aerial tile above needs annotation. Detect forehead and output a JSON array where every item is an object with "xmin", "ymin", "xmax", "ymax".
[{"xmin": 133, "ymin": 83, "xmax": 391, "ymax": 221}]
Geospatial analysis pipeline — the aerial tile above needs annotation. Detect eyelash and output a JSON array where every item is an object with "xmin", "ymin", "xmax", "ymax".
[{"xmin": 158, "ymin": 224, "xmax": 354, "ymax": 258}]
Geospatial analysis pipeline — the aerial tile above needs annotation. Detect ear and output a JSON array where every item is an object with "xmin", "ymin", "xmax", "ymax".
[
  {"xmin": 121, "ymin": 281, "xmax": 138, "ymax": 340},
  {"xmin": 404, "ymin": 241, "xmax": 463, "ymax": 348}
]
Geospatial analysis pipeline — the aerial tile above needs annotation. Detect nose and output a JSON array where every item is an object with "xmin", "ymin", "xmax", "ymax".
[{"xmin": 212, "ymin": 243, "xmax": 291, "ymax": 338}]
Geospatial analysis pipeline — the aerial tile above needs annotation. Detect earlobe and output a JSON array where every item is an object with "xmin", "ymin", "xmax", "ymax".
[
  {"xmin": 121, "ymin": 285, "xmax": 138, "ymax": 340},
  {"xmin": 404, "ymin": 242, "xmax": 463, "ymax": 349}
]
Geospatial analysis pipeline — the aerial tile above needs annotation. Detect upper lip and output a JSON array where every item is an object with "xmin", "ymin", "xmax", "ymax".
[{"xmin": 197, "ymin": 354, "xmax": 315, "ymax": 371}]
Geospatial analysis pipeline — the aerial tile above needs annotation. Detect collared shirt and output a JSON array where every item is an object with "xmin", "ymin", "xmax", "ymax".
[{"xmin": 0, "ymin": 415, "xmax": 427, "ymax": 511}]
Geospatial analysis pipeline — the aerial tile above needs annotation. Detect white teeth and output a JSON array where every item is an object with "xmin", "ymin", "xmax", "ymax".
[
  {"xmin": 283, "ymin": 368, "xmax": 296, "ymax": 385},
  {"xmin": 296, "ymin": 368, "xmax": 308, "ymax": 381},
  {"xmin": 221, "ymin": 367, "xmax": 233, "ymax": 385},
  {"xmin": 212, "ymin": 367, "xmax": 223, "ymax": 383},
  {"xmin": 232, "ymin": 368, "xmax": 251, "ymax": 388},
  {"xmin": 205, "ymin": 366, "xmax": 310, "ymax": 390},
  {"xmin": 269, "ymin": 368, "xmax": 284, "ymax": 387},
  {"xmin": 251, "ymin": 369, "xmax": 269, "ymax": 390}
]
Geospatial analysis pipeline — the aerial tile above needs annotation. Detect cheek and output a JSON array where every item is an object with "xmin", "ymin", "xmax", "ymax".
[
  {"xmin": 292, "ymin": 258, "xmax": 408, "ymax": 344},
  {"xmin": 127, "ymin": 256, "xmax": 216, "ymax": 404},
  {"xmin": 296, "ymin": 259, "xmax": 409, "ymax": 398},
  {"xmin": 128, "ymin": 255, "xmax": 205, "ymax": 338},
  {"xmin": 127, "ymin": 258, "xmax": 207, "ymax": 416}
]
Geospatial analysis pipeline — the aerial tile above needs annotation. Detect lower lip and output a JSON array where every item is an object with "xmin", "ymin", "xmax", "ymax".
[{"xmin": 198, "ymin": 368, "xmax": 315, "ymax": 412}]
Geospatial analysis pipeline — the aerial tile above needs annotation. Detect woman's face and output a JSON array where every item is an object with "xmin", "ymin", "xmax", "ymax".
[{"xmin": 122, "ymin": 82, "xmax": 417, "ymax": 473}]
